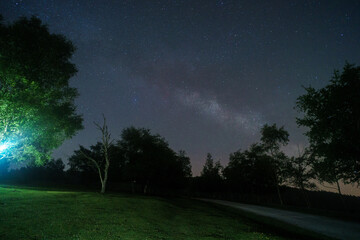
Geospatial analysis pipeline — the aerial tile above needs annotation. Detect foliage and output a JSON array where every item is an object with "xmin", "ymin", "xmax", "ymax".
[
  {"xmin": 44, "ymin": 158, "xmax": 65, "ymax": 172},
  {"xmin": 177, "ymin": 150, "xmax": 192, "ymax": 178},
  {"xmin": 118, "ymin": 127, "xmax": 190, "ymax": 192},
  {"xmin": 260, "ymin": 124, "xmax": 289, "ymax": 183},
  {"xmin": 285, "ymin": 150, "xmax": 315, "ymax": 190},
  {"xmin": 285, "ymin": 148, "xmax": 316, "ymax": 207},
  {"xmin": 260, "ymin": 124, "xmax": 290, "ymax": 204},
  {"xmin": 2, "ymin": 158, "xmax": 66, "ymax": 183},
  {"xmin": 72, "ymin": 143, "xmax": 121, "ymax": 181},
  {"xmin": 201, "ymin": 153, "xmax": 222, "ymax": 178},
  {"xmin": 296, "ymin": 63, "xmax": 360, "ymax": 183},
  {"xmin": 198, "ymin": 153, "xmax": 223, "ymax": 192},
  {"xmin": 261, "ymin": 124, "xmax": 289, "ymax": 154},
  {"xmin": 0, "ymin": 16, "xmax": 83, "ymax": 164},
  {"xmin": 69, "ymin": 144, "xmax": 104, "ymax": 177},
  {"xmin": 224, "ymin": 144, "xmax": 274, "ymax": 193},
  {"xmin": 69, "ymin": 142, "xmax": 123, "ymax": 182}
]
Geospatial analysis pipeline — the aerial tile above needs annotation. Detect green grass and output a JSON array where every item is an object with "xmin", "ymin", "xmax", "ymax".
[{"xmin": 0, "ymin": 186, "xmax": 317, "ymax": 240}]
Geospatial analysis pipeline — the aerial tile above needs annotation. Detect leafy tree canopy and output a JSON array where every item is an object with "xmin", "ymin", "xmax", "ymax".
[
  {"xmin": 259, "ymin": 123, "xmax": 289, "ymax": 205},
  {"xmin": 285, "ymin": 149, "xmax": 316, "ymax": 190},
  {"xmin": 177, "ymin": 150, "xmax": 192, "ymax": 178},
  {"xmin": 0, "ymin": 16, "xmax": 83, "ymax": 164},
  {"xmin": 200, "ymin": 153, "xmax": 222, "ymax": 180},
  {"xmin": 260, "ymin": 123, "xmax": 289, "ymax": 154},
  {"xmin": 69, "ymin": 143, "xmax": 105, "ymax": 174},
  {"xmin": 223, "ymin": 144, "xmax": 274, "ymax": 193},
  {"xmin": 118, "ymin": 127, "xmax": 190, "ymax": 189},
  {"xmin": 296, "ymin": 63, "xmax": 360, "ymax": 183}
]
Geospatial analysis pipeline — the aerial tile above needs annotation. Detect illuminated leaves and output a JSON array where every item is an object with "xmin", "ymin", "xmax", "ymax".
[{"xmin": 0, "ymin": 16, "xmax": 83, "ymax": 164}]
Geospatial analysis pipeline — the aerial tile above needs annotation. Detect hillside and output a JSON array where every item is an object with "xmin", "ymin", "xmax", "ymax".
[{"xmin": 0, "ymin": 186, "xmax": 321, "ymax": 240}]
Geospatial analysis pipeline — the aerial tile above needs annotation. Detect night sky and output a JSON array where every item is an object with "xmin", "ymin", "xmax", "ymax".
[{"xmin": 1, "ymin": 0, "xmax": 360, "ymax": 177}]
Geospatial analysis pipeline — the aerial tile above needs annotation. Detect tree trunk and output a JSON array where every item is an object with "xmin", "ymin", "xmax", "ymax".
[
  {"xmin": 336, "ymin": 180, "xmax": 347, "ymax": 210},
  {"xmin": 301, "ymin": 185, "xmax": 311, "ymax": 208},
  {"xmin": 100, "ymin": 158, "xmax": 109, "ymax": 194},
  {"xmin": 270, "ymin": 150, "xmax": 283, "ymax": 205},
  {"xmin": 273, "ymin": 172, "xmax": 283, "ymax": 205},
  {"xmin": 98, "ymin": 115, "xmax": 111, "ymax": 194},
  {"xmin": 143, "ymin": 184, "xmax": 148, "ymax": 194},
  {"xmin": 143, "ymin": 180, "xmax": 149, "ymax": 194},
  {"xmin": 81, "ymin": 115, "xmax": 112, "ymax": 194},
  {"xmin": 275, "ymin": 183, "xmax": 283, "ymax": 205},
  {"xmin": 100, "ymin": 180, "xmax": 106, "ymax": 194}
]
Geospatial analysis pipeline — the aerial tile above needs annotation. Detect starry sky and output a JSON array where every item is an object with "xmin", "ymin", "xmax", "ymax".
[{"xmin": 1, "ymin": 0, "xmax": 360, "ymax": 177}]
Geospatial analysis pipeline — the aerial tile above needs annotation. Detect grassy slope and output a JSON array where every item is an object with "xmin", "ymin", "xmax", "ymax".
[{"xmin": 0, "ymin": 186, "xmax": 318, "ymax": 240}]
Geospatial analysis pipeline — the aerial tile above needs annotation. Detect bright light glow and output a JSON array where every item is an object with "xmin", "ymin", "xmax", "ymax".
[{"xmin": 0, "ymin": 143, "xmax": 9, "ymax": 153}]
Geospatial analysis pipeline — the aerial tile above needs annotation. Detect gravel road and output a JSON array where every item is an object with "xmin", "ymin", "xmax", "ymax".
[{"xmin": 198, "ymin": 198, "xmax": 360, "ymax": 240}]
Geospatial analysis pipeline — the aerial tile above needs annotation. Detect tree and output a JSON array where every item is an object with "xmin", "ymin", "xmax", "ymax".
[
  {"xmin": 285, "ymin": 148, "xmax": 316, "ymax": 208},
  {"xmin": 200, "ymin": 153, "xmax": 223, "ymax": 192},
  {"xmin": 45, "ymin": 158, "xmax": 65, "ymax": 172},
  {"xmin": 118, "ymin": 127, "xmax": 189, "ymax": 193},
  {"xmin": 260, "ymin": 124, "xmax": 289, "ymax": 205},
  {"xmin": 296, "ymin": 64, "xmax": 360, "ymax": 186},
  {"xmin": 223, "ymin": 149, "xmax": 251, "ymax": 192},
  {"xmin": 243, "ymin": 144, "xmax": 275, "ymax": 193},
  {"xmin": 79, "ymin": 117, "xmax": 112, "ymax": 194},
  {"xmin": 312, "ymin": 156, "xmax": 348, "ymax": 209},
  {"xmin": 201, "ymin": 153, "xmax": 222, "ymax": 178},
  {"xmin": 223, "ymin": 144, "xmax": 274, "ymax": 194},
  {"xmin": 177, "ymin": 150, "xmax": 192, "ymax": 178},
  {"xmin": 68, "ymin": 142, "xmax": 104, "ymax": 184},
  {"xmin": 0, "ymin": 16, "xmax": 83, "ymax": 164},
  {"xmin": 1, "ymin": 158, "xmax": 66, "ymax": 184}
]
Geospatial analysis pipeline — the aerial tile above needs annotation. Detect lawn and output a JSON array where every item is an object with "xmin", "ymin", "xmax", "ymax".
[{"xmin": 0, "ymin": 186, "xmax": 301, "ymax": 240}]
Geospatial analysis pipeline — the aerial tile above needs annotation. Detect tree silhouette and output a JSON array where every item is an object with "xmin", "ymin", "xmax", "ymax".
[
  {"xmin": 223, "ymin": 150, "xmax": 250, "ymax": 192},
  {"xmin": 177, "ymin": 150, "xmax": 192, "ymax": 178},
  {"xmin": 312, "ymin": 157, "xmax": 348, "ymax": 209},
  {"xmin": 224, "ymin": 144, "xmax": 275, "ymax": 194},
  {"xmin": 201, "ymin": 153, "xmax": 222, "ymax": 178},
  {"xmin": 0, "ymin": 16, "xmax": 83, "ymax": 164},
  {"xmin": 285, "ymin": 147, "xmax": 315, "ymax": 208},
  {"xmin": 118, "ymin": 127, "xmax": 189, "ymax": 193},
  {"xmin": 260, "ymin": 124, "xmax": 289, "ymax": 205},
  {"xmin": 296, "ymin": 63, "xmax": 360, "ymax": 184},
  {"xmin": 200, "ymin": 153, "xmax": 223, "ymax": 193}
]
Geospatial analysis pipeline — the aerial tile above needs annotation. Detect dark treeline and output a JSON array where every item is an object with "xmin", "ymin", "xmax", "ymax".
[
  {"xmin": 1, "ymin": 123, "xmax": 360, "ymax": 214},
  {"xmin": 0, "ymin": 126, "xmax": 192, "ymax": 196},
  {"xmin": 190, "ymin": 125, "xmax": 360, "ymax": 213}
]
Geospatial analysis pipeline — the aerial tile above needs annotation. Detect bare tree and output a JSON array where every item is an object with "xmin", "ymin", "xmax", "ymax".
[{"xmin": 80, "ymin": 115, "xmax": 112, "ymax": 193}]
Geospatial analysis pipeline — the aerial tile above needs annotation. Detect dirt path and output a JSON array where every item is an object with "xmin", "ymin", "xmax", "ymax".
[{"xmin": 198, "ymin": 199, "xmax": 360, "ymax": 240}]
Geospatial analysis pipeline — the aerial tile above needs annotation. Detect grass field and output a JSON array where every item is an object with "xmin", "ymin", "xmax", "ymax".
[{"xmin": 0, "ymin": 186, "xmax": 317, "ymax": 240}]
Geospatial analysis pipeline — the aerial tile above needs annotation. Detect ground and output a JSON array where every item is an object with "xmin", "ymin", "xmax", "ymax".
[
  {"xmin": 200, "ymin": 199, "xmax": 360, "ymax": 240},
  {"xmin": 0, "ymin": 186, "xmax": 316, "ymax": 240}
]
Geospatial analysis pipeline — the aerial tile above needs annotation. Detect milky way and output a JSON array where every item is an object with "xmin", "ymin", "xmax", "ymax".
[{"xmin": 1, "ymin": 0, "xmax": 360, "ymax": 175}]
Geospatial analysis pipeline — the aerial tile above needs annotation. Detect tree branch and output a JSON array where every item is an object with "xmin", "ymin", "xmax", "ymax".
[{"xmin": 79, "ymin": 149, "xmax": 103, "ymax": 183}]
